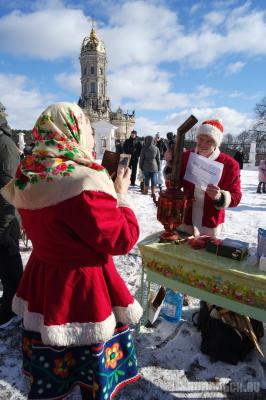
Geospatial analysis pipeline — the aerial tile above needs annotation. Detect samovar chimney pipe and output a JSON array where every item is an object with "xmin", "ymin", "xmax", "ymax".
[{"xmin": 171, "ymin": 115, "xmax": 198, "ymax": 184}]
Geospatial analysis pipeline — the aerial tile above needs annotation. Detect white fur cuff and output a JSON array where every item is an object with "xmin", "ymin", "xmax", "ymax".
[
  {"xmin": 215, "ymin": 190, "xmax": 231, "ymax": 209},
  {"xmin": 117, "ymin": 193, "xmax": 133, "ymax": 209},
  {"xmin": 113, "ymin": 299, "xmax": 143, "ymax": 324}
]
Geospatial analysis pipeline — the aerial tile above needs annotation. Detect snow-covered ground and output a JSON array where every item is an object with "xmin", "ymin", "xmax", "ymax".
[{"xmin": 0, "ymin": 168, "xmax": 266, "ymax": 400}]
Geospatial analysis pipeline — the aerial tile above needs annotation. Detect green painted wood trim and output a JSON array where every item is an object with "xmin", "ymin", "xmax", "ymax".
[{"xmin": 145, "ymin": 269, "xmax": 266, "ymax": 322}]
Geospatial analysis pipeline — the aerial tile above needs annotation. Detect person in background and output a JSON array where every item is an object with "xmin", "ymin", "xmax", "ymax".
[
  {"xmin": 234, "ymin": 147, "xmax": 245, "ymax": 170},
  {"xmin": 257, "ymin": 159, "xmax": 266, "ymax": 193},
  {"xmin": 23, "ymin": 142, "xmax": 35, "ymax": 157},
  {"xmin": 155, "ymin": 133, "xmax": 167, "ymax": 160},
  {"xmin": 155, "ymin": 133, "xmax": 167, "ymax": 190},
  {"xmin": 115, "ymin": 138, "xmax": 123, "ymax": 154},
  {"xmin": 123, "ymin": 130, "xmax": 142, "ymax": 186},
  {"xmin": 1, "ymin": 102, "xmax": 142, "ymax": 400},
  {"xmin": 166, "ymin": 131, "xmax": 175, "ymax": 151},
  {"xmin": 139, "ymin": 135, "xmax": 160, "ymax": 195},
  {"xmin": 0, "ymin": 103, "xmax": 23, "ymax": 328},
  {"xmin": 164, "ymin": 131, "xmax": 176, "ymax": 177}
]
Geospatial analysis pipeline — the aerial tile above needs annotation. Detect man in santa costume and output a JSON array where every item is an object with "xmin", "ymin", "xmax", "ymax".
[
  {"xmin": 166, "ymin": 119, "xmax": 242, "ymax": 237},
  {"xmin": 164, "ymin": 119, "xmax": 242, "ymax": 306}
]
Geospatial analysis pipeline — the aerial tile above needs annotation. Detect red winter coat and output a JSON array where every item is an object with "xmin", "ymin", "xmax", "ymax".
[
  {"xmin": 12, "ymin": 189, "xmax": 142, "ymax": 347},
  {"xmin": 179, "ymin": 149, "xmax": 242, "ymax": 237}
]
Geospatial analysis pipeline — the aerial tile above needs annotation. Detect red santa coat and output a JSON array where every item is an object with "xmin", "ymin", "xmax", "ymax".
[
  {"xmin": 2, "ymin": 160, "xmax": 143, "ymax": 347},
  {"xmin": 13, "ymin": 191, "xmax": 142, "ymax": 346},
  {"xmin": 179, "ymin": 148, "xmax": 242, "ymax": 237}
]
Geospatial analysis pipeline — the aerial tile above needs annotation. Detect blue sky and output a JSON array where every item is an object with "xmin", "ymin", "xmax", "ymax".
[{"xmin": 0, "ymin": 0, "xmax": 265, "ymax": 136}]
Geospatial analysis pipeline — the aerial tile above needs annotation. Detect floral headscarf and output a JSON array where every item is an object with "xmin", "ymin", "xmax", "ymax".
[
  {"xmin": 15, "ymin": 102, "xmax": 99, "ymax": 190},
  {"xmin": 2, "ymin": 102, "xmax": 117, "ymax": 209}
]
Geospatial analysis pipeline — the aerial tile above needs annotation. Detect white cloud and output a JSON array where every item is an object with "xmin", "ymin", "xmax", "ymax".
[
  {"xmin": 0, "ymin": 73, "xmax": 56, "ymax": 129},
  {"xmin": 0, "ymin": 1, "xmax": 264, "ymax": 130},
  {"xmin": 203, "ymin": 11, "xmax": 225, "ymax": 27},
  {"xmin": 0, "ymin": 7, "xmax": 88, "ymax": 60},
  {"xmin": 226, "ymin": 61, "xmax": 246, "ymax": 75},
  {"xmin": 56, "ymin": 64, "xmax": 220, "ymax": 113},
  {"xmin": 1, "ymin": 1, "xmax": 266, "ymax": 68},
  {"xmin": 108, "ymin": 64, "xmax": 190, "ymax": 110},
  {"xmin": 189, "ymin": 3, "xmax": 202, "ymax": 15},
  {"xmin": 154, "ymin": 106, "xmax": 254, "ymax": 136},
  {"xmin": 55, "ymin": 71, "xmax": 80, "ymax": 95}
]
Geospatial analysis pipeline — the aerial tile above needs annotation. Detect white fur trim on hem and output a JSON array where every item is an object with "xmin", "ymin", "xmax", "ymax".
[
  {"xmin": 117, "ymin": 193, "xmax": 134, "ymax": 209},
  {"xmin": 113, "ymin": 299, "xmax": 143, "ymax": 324},
  {"xmin": 13, "ymin": 296, "xmax": 142, "ymax": 346}
]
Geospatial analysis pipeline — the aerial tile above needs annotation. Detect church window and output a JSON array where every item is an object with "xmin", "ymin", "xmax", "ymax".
[
  {"xmin": 91, "ymin": 66, "xmax": 95, "ymax": 74},
  {"xmin": 100, "ymin": 67, "xmax": 103, "ymax": 75},
  {"xmin": 82, "ymin": 82, "xmax": 86, "ymax": 94},
  {"xmin": 90, "ymin": 82, "xmax": 96, "ymax": 93}
]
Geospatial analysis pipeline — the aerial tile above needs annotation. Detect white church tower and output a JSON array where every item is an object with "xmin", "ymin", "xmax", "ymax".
[
  {"xmin": 78, "ymin": 27, "xmax": 135, "ymax": 144},
  {"xmin": 78, "ymin": 28, "xmax": 110, "ymax": 121}
]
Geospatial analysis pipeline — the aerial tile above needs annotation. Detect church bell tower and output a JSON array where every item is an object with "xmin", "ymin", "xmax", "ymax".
[{"xmin": 78, "ymin": 28, "xmax": 110, "ymax": 121}]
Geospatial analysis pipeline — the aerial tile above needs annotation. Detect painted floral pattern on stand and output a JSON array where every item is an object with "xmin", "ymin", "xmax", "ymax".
[{"xmin": 144, "ymin": 258, "xmax": 266, "ymax": 310}]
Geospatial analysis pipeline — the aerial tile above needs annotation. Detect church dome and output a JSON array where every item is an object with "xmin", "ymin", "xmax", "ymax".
[{"xmin": 81, "ymin": 28, "xmax": 106, "ymax": 54}]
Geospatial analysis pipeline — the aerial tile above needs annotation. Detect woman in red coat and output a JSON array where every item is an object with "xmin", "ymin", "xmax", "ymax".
[
  {"xmin": 1, "ymin": 102, "xmax": 142, "ymax": 400},
  {"xmin": 165, "ymin": 119, "xmax": 242, "ymax": 237}
]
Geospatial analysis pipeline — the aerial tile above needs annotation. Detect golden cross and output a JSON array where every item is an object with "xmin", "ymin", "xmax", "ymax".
[{"xmin": 88, "ymin": 16, "xmax": 96, "ymax": 29}]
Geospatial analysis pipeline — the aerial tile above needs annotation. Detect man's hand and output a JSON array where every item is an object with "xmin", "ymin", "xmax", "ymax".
[
  {"xmin": 114, "ymin": 167, "xmax": 131, "ymax": 194},
  {"xmin": 206, "ymin": 184, "xmax": 222, "ymax": 200}
]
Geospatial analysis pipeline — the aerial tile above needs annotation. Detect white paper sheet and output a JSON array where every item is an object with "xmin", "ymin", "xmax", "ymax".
[{"xmin": 184, "ymin": 152, "xmax": 224, "ymax": 190}]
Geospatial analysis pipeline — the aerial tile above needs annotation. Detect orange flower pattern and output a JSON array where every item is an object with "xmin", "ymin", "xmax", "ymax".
[
  {"xmin": 22, "ymin": 324, "xmax": 139, "ymax": 400},
  {"xmin": 105, "ymin": 343, "xmax": 123, "ymax": 369},
  {"xmin": 53, "ymin": 352, "xmax": 75, "ymax": 377}
]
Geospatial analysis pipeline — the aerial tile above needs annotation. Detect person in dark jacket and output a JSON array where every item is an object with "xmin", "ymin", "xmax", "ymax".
[
  {"xmin": 234, "ymin": 148, "xmax": 244, "ymax": 170},
  {"xmin": 0, "ymin": 103, "xmax": 23, "ymax": 328},
  {"xmin": 115, "ymin": 139, "xmax": 123, "ymax": 154},
  {"xmin": 155, "ymin": 133, "xmax": 167, "ymax": 160},
  {"xmin": 139, "ymin": 135, "xmax": 160, "ymax": 195},
  {"xmin": 123, "ymin": 130, "xmax": 142, "ymax": 186}
]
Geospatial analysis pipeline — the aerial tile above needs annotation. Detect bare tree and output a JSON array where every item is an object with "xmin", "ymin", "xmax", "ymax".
[
  {"xmin": 185, "ymin": 126, "xmax": 197, "ymax": 141},
  {"xmin": 222, "ymin": 133, "xmax": 234, "ymax": 144},
  {"xmin": 236, "ymin": 130, "xmax": 252, "ymax": 146},
  {"xmin": 250, "ymin": 97, "xmax": 266, "ymax": 151}
]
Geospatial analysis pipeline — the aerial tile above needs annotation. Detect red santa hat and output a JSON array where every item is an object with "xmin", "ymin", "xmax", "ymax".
[{"xmin": 196, "ymin": 119, "xmax": 224, "ymax": 146}]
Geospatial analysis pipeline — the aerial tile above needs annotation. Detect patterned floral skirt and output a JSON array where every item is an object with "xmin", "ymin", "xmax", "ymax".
[{"xmin": 22, "ymin": 323, "xmax": 140, "ymax": 399}]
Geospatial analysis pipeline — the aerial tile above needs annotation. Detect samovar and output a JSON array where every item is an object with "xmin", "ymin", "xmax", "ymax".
[{"xmin": 157, "ymin": 115, "xmax": 198, "ymax": 241}]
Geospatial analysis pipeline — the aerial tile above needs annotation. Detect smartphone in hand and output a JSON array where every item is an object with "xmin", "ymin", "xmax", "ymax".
[
  {"xmin": 101, "ymin": 151, "xmax": 131, "ymax": 180},
  {"xmin": 118, "ymin": 154, "xmax": 131, "ymax": 169}
]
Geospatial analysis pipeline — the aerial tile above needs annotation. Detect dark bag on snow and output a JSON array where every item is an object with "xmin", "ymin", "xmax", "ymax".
[{"xmin": 192, "ymin": 301, "xmax": 264, "ymax": 365}]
